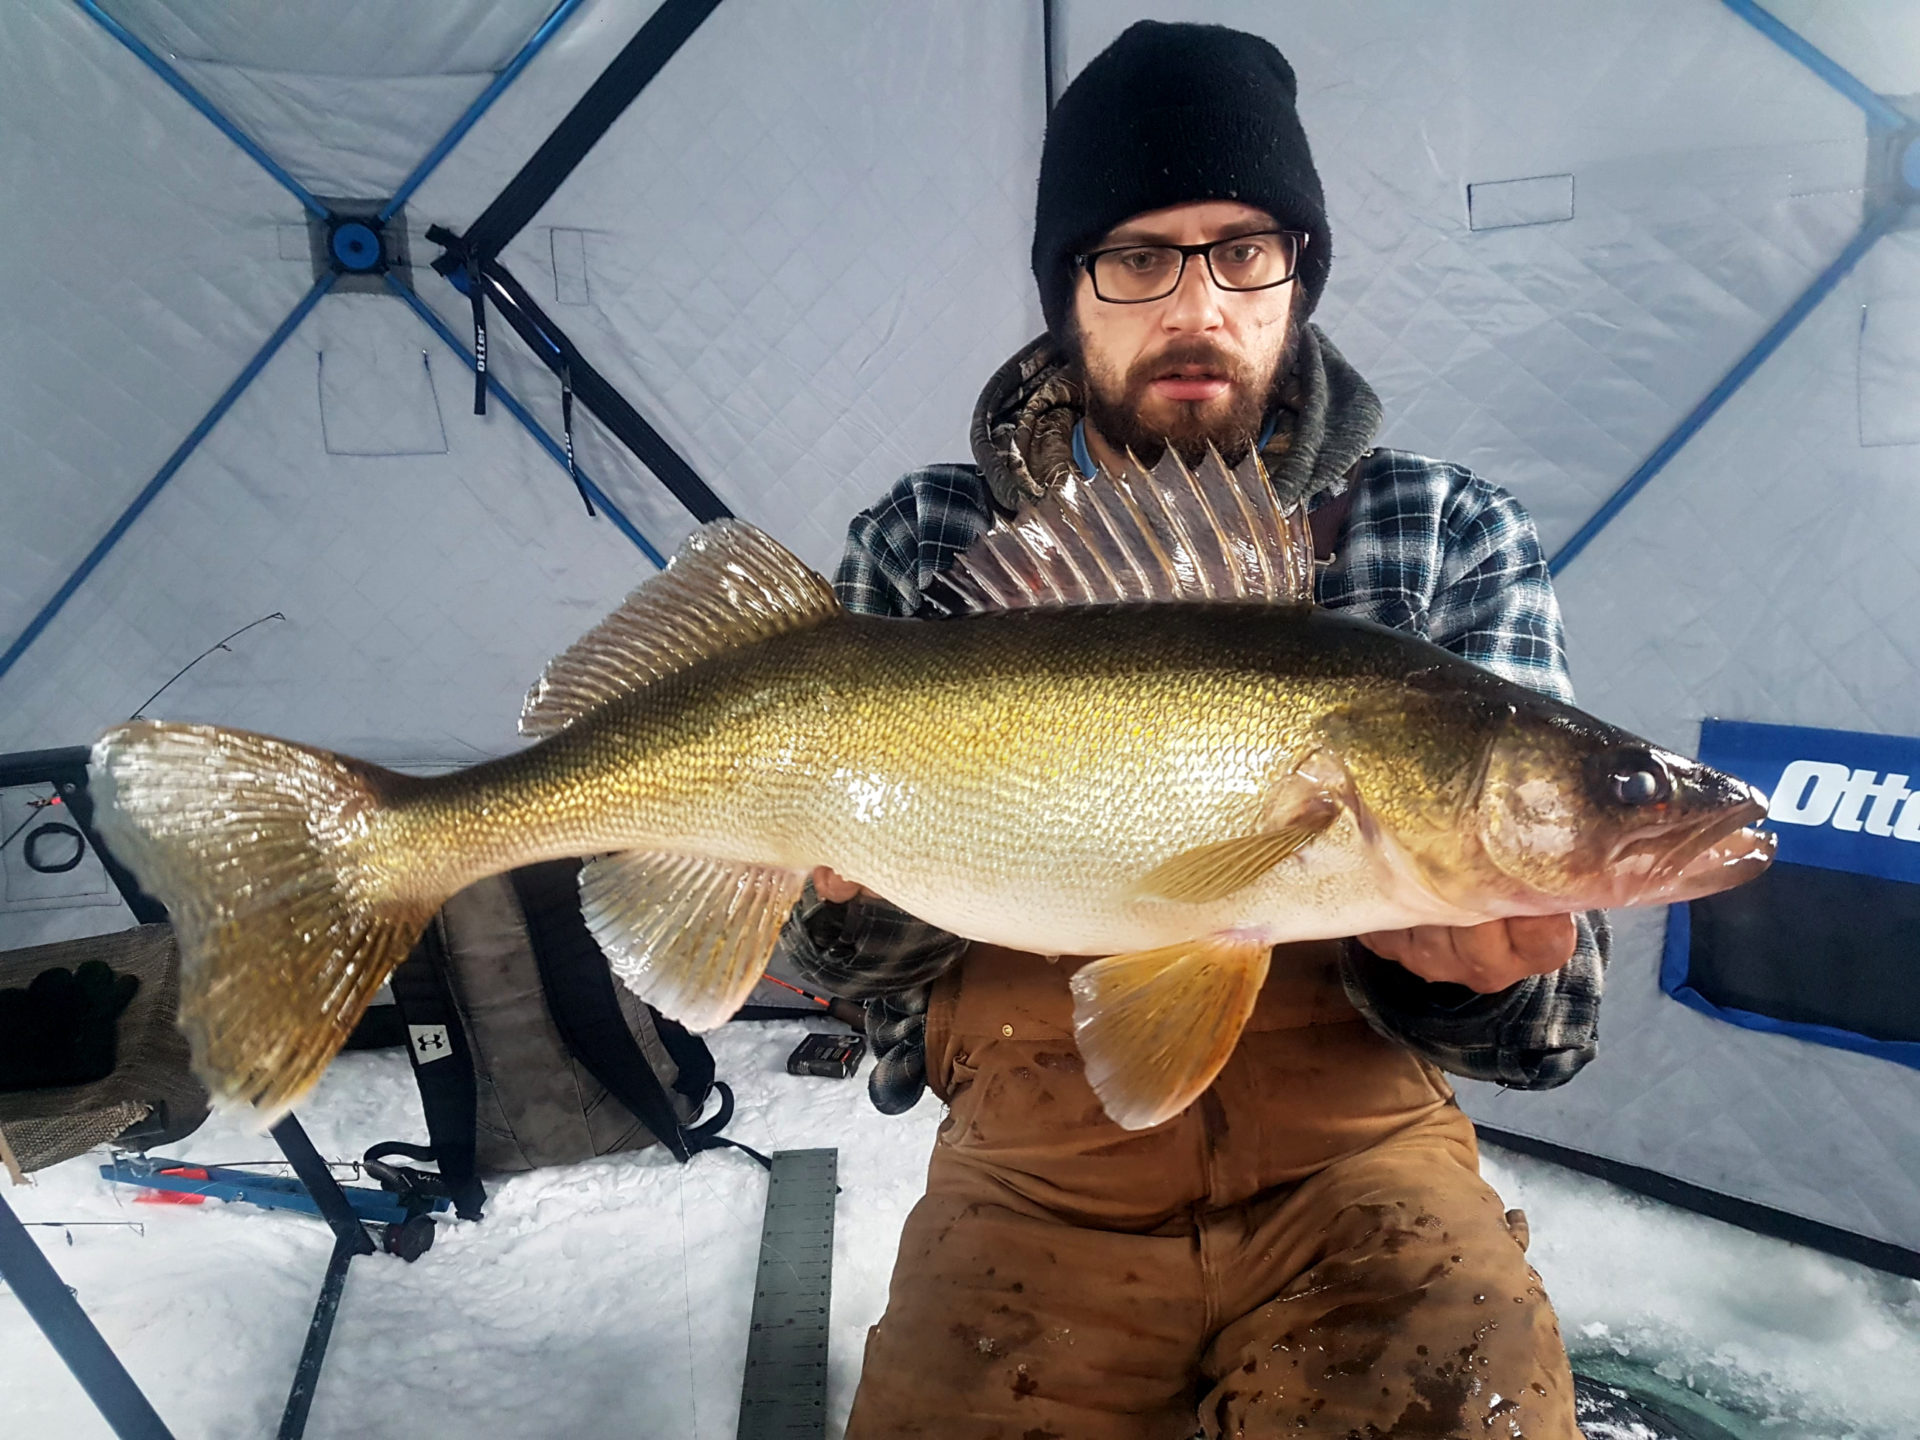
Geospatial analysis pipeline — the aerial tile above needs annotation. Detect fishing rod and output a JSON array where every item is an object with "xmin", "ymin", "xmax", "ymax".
[{"xmin": 760, "ymin": 974, "xmax": 866, "ymax": 1028}]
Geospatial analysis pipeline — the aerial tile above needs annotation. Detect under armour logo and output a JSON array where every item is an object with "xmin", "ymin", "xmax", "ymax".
[{"xmin": 408, "ymin": 1025, "xmax": 451, "ymax": 1064}]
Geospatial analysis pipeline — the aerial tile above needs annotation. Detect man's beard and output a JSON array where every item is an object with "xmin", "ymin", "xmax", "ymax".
[{"xmin": 1066, "ymin": 318, "xmax": 1298, "ymax": 471}]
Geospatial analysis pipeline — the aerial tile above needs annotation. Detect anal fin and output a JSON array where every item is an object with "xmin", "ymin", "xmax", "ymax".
[
  {"xmin": 1069, "ymin": 935, "xmax": 1272, "ymax": 1130},
  {"xmin": 579, "ymin": 850, "xmax": 806, "ymax": 1031}
]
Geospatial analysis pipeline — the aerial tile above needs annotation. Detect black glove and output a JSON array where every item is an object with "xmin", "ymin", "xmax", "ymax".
[
  {"xmin": 0, "ymin": 960, "xmax": 140, "ymax": 1092},
  {"xmin": 775, "ymin": 880, "xmax": 968, "ymax": 1115},
  {"xmin": 863, "ymin": 987, "xmax": 930, "ymax": 1114}
]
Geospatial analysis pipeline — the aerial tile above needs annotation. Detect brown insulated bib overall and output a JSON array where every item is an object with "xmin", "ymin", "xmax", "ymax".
[{"xmin": 846, "ymin": 942, "xmax": 1581, "ymax": 1439}]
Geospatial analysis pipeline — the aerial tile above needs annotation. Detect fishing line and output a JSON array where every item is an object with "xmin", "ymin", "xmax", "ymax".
[
  {"xmin": 677, "ymin": 1170, "xmax": 700, "ymax": 1435},
  {"xmin": 0, "ymin": 791, "xmax": 84, "ymax": 875},
  {"xmin": 687, "ymin": 1135, "xmax": 767, "ymax": 1238},
  {"xmin": 128, "ymin": 611, "xmax": 287, "ymax": 719},
  {"xmin": 21, "ymin": 1221, "xmax": 146, "ymax": 1244},
  {"xmin": 179, "ymin": 1158, "xmax": 364, "ymax": 1182},
  {"xmin": 1, "ymin": 610, "xmax": 288, "ymax": 868}
]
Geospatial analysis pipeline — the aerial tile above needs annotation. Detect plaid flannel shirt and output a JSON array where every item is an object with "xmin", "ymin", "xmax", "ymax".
[{"xmin": 781, "ymin": 448, "xmax": 1607, "ymax": 1112}]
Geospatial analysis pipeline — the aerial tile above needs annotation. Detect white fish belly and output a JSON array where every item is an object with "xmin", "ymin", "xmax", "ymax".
[{"xmin": 845, "ymin": 810, "xmax": 1480, "ymax": 957}]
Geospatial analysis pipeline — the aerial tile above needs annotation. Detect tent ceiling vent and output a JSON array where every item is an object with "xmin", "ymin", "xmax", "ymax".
[
  {"xmin": 308, "ymin": 199, "xmax": 411, "ymax": 293},
  {"xmin": 1862, "ymin": 103, "xmax": 1920, "ymax": 224}
]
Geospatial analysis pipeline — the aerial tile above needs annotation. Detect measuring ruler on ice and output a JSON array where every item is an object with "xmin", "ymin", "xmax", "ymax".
[{"xmin": 736, "ymin": 1147, "xmax": 837, "ymax": 1440}]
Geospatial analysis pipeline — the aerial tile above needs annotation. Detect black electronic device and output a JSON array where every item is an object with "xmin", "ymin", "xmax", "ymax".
[{"xmin": 785, "ymin": 1032, "xmax": 865, "ymax": 1079}]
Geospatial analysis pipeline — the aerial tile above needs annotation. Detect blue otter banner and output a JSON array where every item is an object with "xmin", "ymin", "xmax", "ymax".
[
  {"xmin": 1707, "ymin": 720, "xmax": 1920, "ymax": 882},
  {"xmin": 1661, "ymin": 719, "xmax": 1920, "ymax": 1070}
]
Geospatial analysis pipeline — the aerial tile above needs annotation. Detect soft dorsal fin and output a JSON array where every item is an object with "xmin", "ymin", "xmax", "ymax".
[
  {"xmin": 522, "ymin": 519, "xmax": 838, "ymax": 737},
  {"xmin": 924, "ymin": 445, "xmax": 1314, "ymax": 616}
]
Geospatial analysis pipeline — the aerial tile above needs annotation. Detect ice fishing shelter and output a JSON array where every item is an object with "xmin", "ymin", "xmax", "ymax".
[{"xmin": 4, "ymin": 0, "xmax": 1918, "ymax": 1300}]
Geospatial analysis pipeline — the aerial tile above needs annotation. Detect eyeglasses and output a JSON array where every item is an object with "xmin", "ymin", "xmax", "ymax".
[{"xmin": 1075, "ymin": 230, "xmax": 1308, "ymax": 304}]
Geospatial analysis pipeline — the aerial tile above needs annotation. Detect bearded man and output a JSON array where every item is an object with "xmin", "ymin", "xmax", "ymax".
[{"xmin": 781, "ymin": 21, "xmax": 1598, "ymax": 1438}]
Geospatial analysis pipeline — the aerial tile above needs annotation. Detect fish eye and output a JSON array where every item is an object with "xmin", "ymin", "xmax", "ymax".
[{"xmin": 1605, "ymin": 757, "xmax": 1671, "ymax": 808}]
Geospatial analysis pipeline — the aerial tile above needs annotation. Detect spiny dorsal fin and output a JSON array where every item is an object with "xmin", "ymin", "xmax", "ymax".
[
  {"xmin": 522, "ymin": 520, "xmax": 838, "ymax": 737},
  {"xmin": 924, "ymin": 445, "xmax": 1314, "ymax": 616}
]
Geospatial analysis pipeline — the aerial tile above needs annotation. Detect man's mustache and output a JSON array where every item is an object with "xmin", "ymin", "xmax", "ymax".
[{"xmin": 1126, "ymin": 341, "xmax": 1255, "ymax": 391}]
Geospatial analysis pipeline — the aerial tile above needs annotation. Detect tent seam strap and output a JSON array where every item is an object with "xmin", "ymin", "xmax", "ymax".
[
  {"xmin": 387, "ymin": 277, "xmax": 667, "ymax": 569},
  {"xmin": 0, "ymin": 274, "xmax": 338, "ymax": 688},
  {"xmin": 72, "ymin": 0, "xmax": 331, "ymax": 220}
]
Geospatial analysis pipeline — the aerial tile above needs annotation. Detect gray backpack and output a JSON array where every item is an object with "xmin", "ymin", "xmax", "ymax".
[{"xmin": 372, "ymin": 858, "xmax": 761, "ymax": 1219}]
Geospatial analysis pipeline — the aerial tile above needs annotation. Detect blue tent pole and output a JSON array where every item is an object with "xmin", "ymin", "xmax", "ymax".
[
  {"xmin": 386, "ymin": 278, "xmax": 667, "ymax": 568},
  {"xmin": 1720, "ymin": 0, "xmax": 1909, "ymax": 131},
  {"xmin": 73, "ymin": 0, "xmax": 331, "ymax": 221},
  {"xmin": 378, "ymin": 0, "xmax": 590, "ymax": 223},
  {"xmin": 0, "ymin": 274, "xmax": 337, "ymax": 688},
  {"xmin": 0, "ymin": 1188, "xmax": 175, "ymax": 1439},
  {"xmin": 1549, "ymin": 207, "xmax": 1893, "ymax": 576}
]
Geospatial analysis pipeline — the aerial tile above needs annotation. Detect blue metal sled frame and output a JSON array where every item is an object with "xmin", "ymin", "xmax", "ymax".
[{"xmin": 100, "ymin": 1154, "xmax": 451, "ymax": 1229}]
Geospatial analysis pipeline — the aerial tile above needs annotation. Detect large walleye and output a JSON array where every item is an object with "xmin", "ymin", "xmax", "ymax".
[{"xmin": 91, "ymin": 452, "xmax": 1773, "ymax": 1131}]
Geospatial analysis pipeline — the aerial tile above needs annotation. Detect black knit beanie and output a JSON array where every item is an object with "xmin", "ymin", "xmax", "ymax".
[{"xmin": 1032, "ymin": 21, "xmax": 1330, "ymax": 338}]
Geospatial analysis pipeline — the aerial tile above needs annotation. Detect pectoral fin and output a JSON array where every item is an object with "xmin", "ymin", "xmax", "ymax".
[
  {"xmin": 1069, "ymin": 935, "xmax": 1272, "ymax": 1130},
  {"xmin": 1132, "ymin": 794, "xmax": 1338, "ymax": 904},
  {"xmin": 579, "ymin": 850, "xmax": 806, "ymax": 1031}
]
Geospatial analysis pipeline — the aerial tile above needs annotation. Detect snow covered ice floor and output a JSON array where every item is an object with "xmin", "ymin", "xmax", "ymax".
[{"xmin": 4, "ymin": 1019, "xmax": 1917, "ymax": 1439}]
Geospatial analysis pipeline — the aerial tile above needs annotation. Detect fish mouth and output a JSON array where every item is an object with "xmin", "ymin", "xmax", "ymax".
[
  {"xmin": 1660, "ymin": 824, "xmax": 1776, "ymax": 902},
  {"xmin": 1608, "ymin": 799, "xmax": 1775, "ymax": 905}
]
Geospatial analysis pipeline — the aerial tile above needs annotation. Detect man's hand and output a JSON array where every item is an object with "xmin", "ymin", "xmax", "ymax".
[
  {"xmin": 1356, "ymin": 915, "xmax": 1577, "ymax": 994},
  {"xmin": 812, "ymin": 866, "xmax": 873, "ymax": 904}
]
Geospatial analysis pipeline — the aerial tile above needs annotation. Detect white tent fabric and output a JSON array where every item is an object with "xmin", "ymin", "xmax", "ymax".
[
  {"xmin": 1765, "ymin": 0, "xmax": 1920, "ymax": 96},
  {"xmin": 2, "ymin": 0, "xmax": 1915, "ymax": 1293},
  {"xmin": 1064, "ymin": 0, "xmax": 1868, "ymax": 555},
  {"xmin": 1457, "ymin": 226, "xmax": 1920, "ymax": 1257},
  {"xmin": 104, "ymin": 0, "xmax": 565, "ymax": 199}
]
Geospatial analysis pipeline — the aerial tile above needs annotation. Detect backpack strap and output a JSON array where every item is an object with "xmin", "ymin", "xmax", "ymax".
[
  {"xmin": 650, "ymin": 1010, "xmax": 771, "ymax": 1168},
  {"xmin": 510, "ymin": 861, "xmax": 769, "ymax": 1170},
  {"xmin": 681, "ymin": 1080, "xmax": 769, "ymax": 1168},
  {"xmin": 649, "ymin": 1009, "xmax": 716, "ymax": 1104},
  {"xmin": 383, "ymin": 923, "xmax": 487, "ymax": 1220},
  {"xmin": 1309, "ymin": 463, "xmax": 1362, "ymax": 567}
]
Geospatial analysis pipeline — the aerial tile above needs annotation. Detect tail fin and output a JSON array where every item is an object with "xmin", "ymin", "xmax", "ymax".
[{"xmin": 90, "ymin": 720, "xmax": 440, "ymax": 1119}]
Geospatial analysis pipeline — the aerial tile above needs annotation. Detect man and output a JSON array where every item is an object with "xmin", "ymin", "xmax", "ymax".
[{"xmin": 781, "ymin": 22, "xmax": 1600, "ymax": 1438}]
